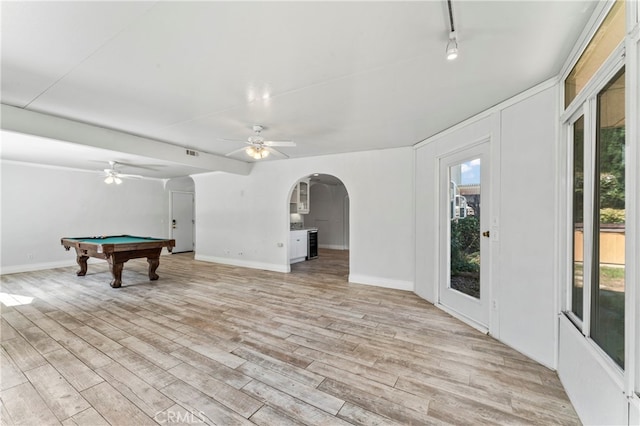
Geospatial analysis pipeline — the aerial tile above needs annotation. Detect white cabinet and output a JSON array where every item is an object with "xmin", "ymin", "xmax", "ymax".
[
  {"xmin": 289, "ymin": 230, "xmax": 308, "ymax": 263},
  {"xmin": 290, "ymin": 179, "xmax": 310, "ymax": 214}
]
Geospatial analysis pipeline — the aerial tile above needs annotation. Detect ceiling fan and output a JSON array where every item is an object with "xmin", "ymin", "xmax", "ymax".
[
  {"xmin": 102, "ymin": 161, "xmax": 143, "ymax": 184},
  {"xmin": 222, "ymin": 125, "xmax": 296, "ymax": 160}
]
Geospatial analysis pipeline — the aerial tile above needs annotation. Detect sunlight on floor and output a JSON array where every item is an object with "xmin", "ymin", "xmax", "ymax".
[{"xmin": 0, "ymin": 292, "xmax": 34, "ymax": 307}]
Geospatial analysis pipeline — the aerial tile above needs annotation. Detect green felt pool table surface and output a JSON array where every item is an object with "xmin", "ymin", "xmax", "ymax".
[{"xmin": 66, "ymin": 235, "xmax": 169, "ymax": 244}]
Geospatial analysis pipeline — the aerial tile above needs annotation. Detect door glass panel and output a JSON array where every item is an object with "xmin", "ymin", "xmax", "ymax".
[
  {"xmin": 591, "ymin": 68, "xmax": 625, "ymax": 369},
  {"xmin": 572, "ymin": 116, "xmax": 585, "ymax": 320},
  {"xmin": 449, "ymin": 158, "xmax": 481, "ymax": 299}
]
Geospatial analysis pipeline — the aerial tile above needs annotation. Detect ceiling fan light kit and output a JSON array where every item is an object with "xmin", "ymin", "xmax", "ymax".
[
  {"xmin": 223, "ymin": 124, "xmax": 296, "ymax": 160},
  {"xmin": 104, "ymin": 175, "xmax": 122, "ymax": 185},
  {"xmin": 245, "ymin": 146, "xmax": 270, "ymax": 160},
  {"xmin": 102, "ymin": 161, "xmax": 142, "ymax": 184}
]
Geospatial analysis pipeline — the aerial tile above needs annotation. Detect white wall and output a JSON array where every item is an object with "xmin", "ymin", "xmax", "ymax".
[
  {"xmin": 305, "ymin": 181, "xmax": 349, "ymax": 249},
  {"xmin": 192, "ymin": 147, "xmax": 414, "ymax": 290},
  {"xmin": 166, "ymin": 176, "xmax": 195, "ymax": 192},
  {"xmin": 558, "ymin": 317, "xmax": 629, "ymax": 425},
  {"xmin": 498, "ymin": 87, "xmax": 559, "ymax": 367},
  {"xmin": 0, "ymin": 161, "xmax": 168, "ymax": 273},
  {"xmin": 414, "ymin": 83, "xmax": 559, "ymax": 368}
]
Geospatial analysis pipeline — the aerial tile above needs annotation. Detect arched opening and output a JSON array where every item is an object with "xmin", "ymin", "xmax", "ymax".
[{"xmin": 288, "ymin": 173, "xmax": 350, "ymax": 279}]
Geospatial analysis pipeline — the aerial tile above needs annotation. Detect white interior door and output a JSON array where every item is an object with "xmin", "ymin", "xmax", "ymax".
[
  {"xmin": 439, "ymin": 142, "xmax": 491, "ymax": 328},
  {"xmin": 171, "ymin": 192, "xmax": 194, "ymax": 253}
]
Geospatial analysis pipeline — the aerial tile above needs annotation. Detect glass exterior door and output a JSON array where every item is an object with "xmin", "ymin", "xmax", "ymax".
[{"xmin": 439, "ymin": 143, "xmax": 490, "ymax": 328}]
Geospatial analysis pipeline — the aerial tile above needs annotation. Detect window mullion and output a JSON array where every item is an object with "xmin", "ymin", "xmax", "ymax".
[
  {"xmin": 582, "ymin": 98, "xmax": 596, "ymax": 336},
  {"xmin": 566, "ymin": 119, "xmax": 577, "ymax": 319}
]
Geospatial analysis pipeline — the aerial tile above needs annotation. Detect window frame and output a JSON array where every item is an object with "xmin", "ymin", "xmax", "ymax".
[
  {"xmin": 591, "ymin": 67, "xmax": 626, "ymax": 370},
  {"xmin": 565, "ymin": 107, "xmax": 591, "ymax": 333},
  {"xmin": 564, "ymin": 0, "xmax": 626, "ymax": 109},
  {"xmin": 565, "ymin": 59, "xmax": 626, "ymax": 342},
  {"xmin": 561, "ymin": 0, "xmax": 624, "ymax": 113},
  {"xmin": 561, "ymin": 33, "xmax": 628, "ymax": 380},
  {"xmin": 626, "ymin": 8, "xmax": 639, "ymax": 398}
]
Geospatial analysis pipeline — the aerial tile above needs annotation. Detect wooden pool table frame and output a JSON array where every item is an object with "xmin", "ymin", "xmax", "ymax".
[{"xmin": 61, "ymin": 235, "xmax": 175, "ymax": 288}]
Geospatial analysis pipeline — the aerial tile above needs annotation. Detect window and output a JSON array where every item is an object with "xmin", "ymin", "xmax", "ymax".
[
  {"xmin": 568, "ymin": 68, "xmax": 625, "ymax": 369},
  {"xmin": 571, "ymin": 116, "xmax": 585, "ymax": 321},
  {"xmin": 591, "ymin": 69, "xmax": 625, "ymax": 368},
  {"xmin": 564, "ymin": 0, "xmax": 625, "ymax": 108},
  {"xmin": 564, "ymin": 0, "xmax": 628, "ymax": 373}
]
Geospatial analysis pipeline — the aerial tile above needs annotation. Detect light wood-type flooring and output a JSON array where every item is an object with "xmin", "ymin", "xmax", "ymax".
[{"xmin": 0, "ymin": 249, "xmax": 581, "ymax": 425}]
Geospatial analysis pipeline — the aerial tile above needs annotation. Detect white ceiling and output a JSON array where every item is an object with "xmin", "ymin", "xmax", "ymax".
[{"xmin": 1, "ymin": 1, "xmax": 596, "ymax": 179}]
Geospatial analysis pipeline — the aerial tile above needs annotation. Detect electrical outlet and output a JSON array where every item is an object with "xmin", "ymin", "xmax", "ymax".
[{"xmin": 27, "ymin": 253, "xmax": 34, "ymax": 260}]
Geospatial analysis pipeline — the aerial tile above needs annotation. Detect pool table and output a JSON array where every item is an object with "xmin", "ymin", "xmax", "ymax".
[{"xmin": 61, "ymin": 235, "xmax": 175, "ymax": 288}]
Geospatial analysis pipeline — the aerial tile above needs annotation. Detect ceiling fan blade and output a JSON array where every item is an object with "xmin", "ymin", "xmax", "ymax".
[
  {"xmin": 264, "ymin": 140, "xmax": 296, "ymax": 147},
  {"xmin": 225, "ymin": 147, "xmax": 248, "ymax": 157},
  {"xmin": 118, "ymin": 173, "xmax": 143, "ymax": 179},
  {"xmin": 219, "ymin": 138, "xmax": 250, "ymax": 144},
  {"xmin": 265, "ymin": 146, "xmax": 289, "ymax": 159}
]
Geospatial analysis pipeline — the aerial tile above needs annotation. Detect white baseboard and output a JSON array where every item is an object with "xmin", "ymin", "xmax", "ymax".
[
  {"xmin": 1, "ymin": 249, "xmax": 173, "ymax": 276},
  {"xmin": 195, "ymin": 254, "xmax": 289, "ymax": 273},
  {"xmin": 319, "ymin": 244, "xmax": 348, "ymax": 250},
  {"xmin": 435, "ymin": 302, "xmax": 489, "ymax": 335},
  {"xmin": 1, "ymin": 259, "xmax": 82, "ymax": 275},
  {"xmin": 348, "ymin": 274, "xmax": 414, "ymax": 291}
]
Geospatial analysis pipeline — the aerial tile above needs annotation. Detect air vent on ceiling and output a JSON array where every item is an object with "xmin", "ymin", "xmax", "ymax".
[{"xmin": 186, "ymin": 149, "xmax": 199, "ymax": 157}]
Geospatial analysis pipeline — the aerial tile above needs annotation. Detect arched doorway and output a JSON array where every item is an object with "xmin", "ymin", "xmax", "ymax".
[{"xmin": 288, "ymin": 173, "xmax": 350, "ymax": 278}]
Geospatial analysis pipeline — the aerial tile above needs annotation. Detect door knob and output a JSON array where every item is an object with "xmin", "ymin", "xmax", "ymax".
[{"xmin": 482, "ymin": 230, "xmax": 490, "ymax": 238}]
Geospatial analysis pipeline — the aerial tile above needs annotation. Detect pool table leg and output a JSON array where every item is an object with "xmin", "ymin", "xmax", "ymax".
[
  {"xmin": 147, "ymin": 257, "xmax": 160, "ymax": 280},
  {"xmin": 76, "ymin": 255, "xmax": 89, "ymax": 276},
  {"xmin": 106, "ymin": 258, "xmax": 124, "ymax": 288}
]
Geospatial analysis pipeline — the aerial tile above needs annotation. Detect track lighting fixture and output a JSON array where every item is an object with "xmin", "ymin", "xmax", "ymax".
[
  {"xmin": 446, "ymin": 31, "xmax": 458, "ymax": 61},
  {"xmin": 445, "ymin": 0, "xmax": 459, "ymax": 61}
]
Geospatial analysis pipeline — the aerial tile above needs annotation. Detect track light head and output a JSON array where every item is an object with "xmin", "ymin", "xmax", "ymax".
[
  {"xmin": 447, "ymin": 31, "xmax": 458, "ymax": 61},
  {"xmin": 446, "ymin": 31, "xmax": 458, "ymax": 61}
]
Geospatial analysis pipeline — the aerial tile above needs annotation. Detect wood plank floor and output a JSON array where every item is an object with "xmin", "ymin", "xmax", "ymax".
[{"xmin": 0, "ymin": 249, "xmax": 581, "ymax": 425}]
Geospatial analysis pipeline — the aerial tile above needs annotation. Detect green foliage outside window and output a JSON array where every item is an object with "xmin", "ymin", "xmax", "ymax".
[
  {"xmin": 600, "ymin": 207, "xmax": 625, "ymax": 224},
  {"xmin": 450, "ymin": 216, "xmax": 480, "ymax": 275},
  {"xmin": 599, "ymin": 127, "xmax": 625, "ymax": 213}
]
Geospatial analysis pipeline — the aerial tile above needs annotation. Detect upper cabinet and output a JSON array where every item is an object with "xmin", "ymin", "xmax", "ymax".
[{"xmin": 290, "ymin": 179, "xmax": 310, "ymax": 214}]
